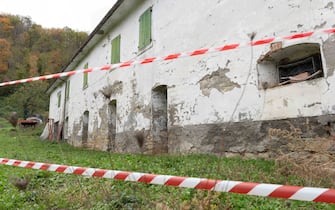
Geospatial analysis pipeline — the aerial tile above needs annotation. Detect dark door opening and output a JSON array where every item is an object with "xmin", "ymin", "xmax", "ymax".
[
  {"xmin": 82, "ymin": 111, "xmax": 89, "ymax": 145},
  {"xmin": 108, "ymin": 100, "xmax": 117, "ymax": 151},
  {"xmin": 151, "ymin": 85, "xmax": 168, "ymax": 153}
]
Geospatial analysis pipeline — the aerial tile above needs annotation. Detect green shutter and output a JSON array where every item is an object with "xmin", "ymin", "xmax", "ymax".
[
  {"xmin": 111, "ymin": 35, "xmax": 121, "ymax": 64},
  {"xmin": 66, "ymin": 80, "xmax": 70, "ymax": 98},
  {"xmin": 57, "ymin": 92, "xmax": 61, "ymax": 107},
  {"xmin": 139, "ymin": 8, "xmax": 152, "ymax": 50},
  {"xmin": 83, "ymin": 62, "xmax": 88, "ymax": 88}
]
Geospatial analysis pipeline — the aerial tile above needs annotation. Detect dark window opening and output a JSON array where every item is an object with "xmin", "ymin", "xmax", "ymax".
[
  {"xmin": 108, "ymin": 100, "xmax": 117, "ymax": 151},
  {"xmin": 278, "ymin": 54, "xmax": 323, "ymax": 85},
  {"xmin": 82, "ymin": 111, "xmax": 89, "ymax": 145}
]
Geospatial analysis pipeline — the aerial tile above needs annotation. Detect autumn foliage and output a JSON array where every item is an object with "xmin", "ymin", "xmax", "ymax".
[{"xmin": 0, "ymin": 14, "xmax": 88, "ymax": 117}]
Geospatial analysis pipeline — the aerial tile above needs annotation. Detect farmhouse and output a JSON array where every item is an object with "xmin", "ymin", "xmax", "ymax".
[{"xmin": 47, "ymin": 0, "xmax": 335, "ymax": 156}]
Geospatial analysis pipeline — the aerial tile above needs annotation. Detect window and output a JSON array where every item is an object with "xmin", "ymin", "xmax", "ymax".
[
  {"xmin": 66, "ymin": 80, "xmax": 70, "ymax": 99},
  {"xmin": 83, "ymin": 62, "xmax": 88, "ymax": 88},
  {"xmin": 57, "ymin": 91, "xmax": 61, "ymax": 108},
  {"xmin": 139, "ymin": 7, "xmax": 152, "ymax": 50},
  {"xmin": 257, "ymin": 43, "xmax": 324, "ymax": 89},
  {"xmin": 111, "ymin": 35, "xmax": 121, "ymax": 64}
]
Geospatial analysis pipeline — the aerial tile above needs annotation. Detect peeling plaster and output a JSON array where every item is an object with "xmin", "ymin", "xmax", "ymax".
[
  {"xmin": 198, "ymin": 67, "xmax": 240, "ymax": 97},
  {"xmin": 100, "ymin": 80, "xmax": 123, "ymax": 98},
  {"xmin": 322, "ymin": 34, "xmax": 335, "ymax": 77},
  {"xmin": 325, "ymin": 2, "xmax": 334, "ymax": 9},
  {"xmin": 168, "ymin": 104, "xmax": 179, "ymax": 126}
]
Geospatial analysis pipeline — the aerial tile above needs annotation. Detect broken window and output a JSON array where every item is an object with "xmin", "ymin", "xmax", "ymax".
[
  {"xmin": 257, "ymin": 43, "xmax": 324, "ymax": 89},
  {"xmin": 278, "ymin": 54, "xmax": 323, "ymax": 85}
]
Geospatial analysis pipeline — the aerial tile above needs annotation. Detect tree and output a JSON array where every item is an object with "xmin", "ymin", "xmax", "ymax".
[
  {"xmin": 0, "ymin": 38, "xmax": 11, "ymax": 74},
  {"xmin": 5, "ymin": 81, "xmax": 49, "ymax": 119}
]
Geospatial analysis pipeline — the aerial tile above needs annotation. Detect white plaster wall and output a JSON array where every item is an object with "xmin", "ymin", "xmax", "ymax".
[
  {"xmin": 49, "ymin": 85, "xmax": 65, "ymax": 123},
  {"xmin": 49, "ymin": 0, "xmax": 335, "ymax": 139}
]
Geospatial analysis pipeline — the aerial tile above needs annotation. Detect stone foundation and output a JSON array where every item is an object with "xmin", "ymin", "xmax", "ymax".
[{"xmin": 69, "ymin": 114, "xmax": 335, "ymax": 158}]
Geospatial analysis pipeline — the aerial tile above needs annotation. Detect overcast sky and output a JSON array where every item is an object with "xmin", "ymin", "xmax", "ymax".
[{"xmin": 0, "ymin": 0, "xmax": 117, "ymax": 32}]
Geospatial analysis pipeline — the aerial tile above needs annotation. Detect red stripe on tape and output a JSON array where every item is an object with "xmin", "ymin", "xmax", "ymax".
[
  {"xmin": 120, "ymin": 61, "xmax": 134, "ymax": 67},
  {"xmin": 40, "ymin": 164, "xmax": 51, "ymax": 170},
  {"xmin": 25, "ymin": 162, "xmax": 35, "ymax": 168},
  {"xmin": 165, "ymin": 176, "xmax": 185, "ymax": 186},
  {"xmin": 114, "ymin": 172, "xmax": 130, "ymax": 180},
  {"xmin": 284, "ymin": 32, "xmax": 314, "ymax": 40},
  {"xmin": 1, "ymin": 159, "xmax": 9, "ymax": 164},
  {"xmin": 313, "ymin": 189, "xmax": 335, "ymax": 204},
  {"xmin": 55, "ymin": 165, "xmax": 67, "ymax": 173},
  {"xmin": 164, "ymin": 53, "xmax": 181, "ymax": 60},
  {"xmin": 216, "ymin": 43, "xmax": 240, "ymax": 51},
  {"xmin": 92, "ymin": 169, "xmax": 107, "ymax": 177},
  {"xmin": 73, "ymin": 168, "xmax": 86, "ymax": 175},
  {"xmin": 67, "ymin": 71, "xmax": 76, "ymax": 77},
  {"xmin": 52, "ymin": 74, "xmax": 61, "ymax": 79},
  {"xmin": 84, "ymin": 68, "xmax": 93, "ymax": 73},
  {"xmin": 138, "ymin": 174, "xmax": 157, "ymax": 183},
  {"xmin": 250, "ymin": 38, "xmax": 275, "ymax": 46},
  {"xmin": 269, "ymin": 185, "xmax": 303, "ymax": 199},
  {"xmin": 195, "ymin": 179, "xmax": 217, "ymax": 190},
  {"xmin": 189, "ymin": 49, "xmax": 209, "ymax": 56},
  {"xmin": 140, "ymin": 57, "xmax": 156, "ymax": 64},
  {"xmin": 13, "ymin": 161, "xmax": 21, "ymax": 166},
  {"xmin": 230, "ymin": 182, "xmax": 259, "ymax": 194},
  {"xmin": 100, "ymin": 65, "xmax": 112, "ymax": 70},
  {"xmin": 39, "ymin": 76, "xmax": 47, "ymax": 80},
  {"xmin": 323, "ymin": 28, "xmax": 335, "ymax": 34}
]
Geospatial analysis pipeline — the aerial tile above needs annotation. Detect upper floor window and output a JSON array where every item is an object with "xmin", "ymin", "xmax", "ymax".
[
  {"xmin": 138, "ymin": 7, "xmax": 152, "ymax": 51},
  {"xmin": 257, "ymin": 43, "xmax": 324, "ymax": 89},
  {"xmin": 66, "ymin": 79, "xmax": 70, "ymax": 99},
  {"xmin": 83, "ymin": 62, "xmax": 88, "ymax": 89},
  {"xmin": 111, "ymin": 35, "xmax": 121, "ymax": 64},
  {"xmin": 57, "ymin": 91, "xmax": 61, "ymax": 108}
]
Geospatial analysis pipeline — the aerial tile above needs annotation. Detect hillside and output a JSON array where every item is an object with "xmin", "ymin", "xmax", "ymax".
[{"xmin": 0, "ymin": 14, "xmax": 88, "ymax": 118}]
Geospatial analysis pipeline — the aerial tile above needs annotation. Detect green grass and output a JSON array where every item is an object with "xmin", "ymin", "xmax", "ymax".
[{"xmin": 0, "ymin": 118, "xmax": 334, "ymax": 209}]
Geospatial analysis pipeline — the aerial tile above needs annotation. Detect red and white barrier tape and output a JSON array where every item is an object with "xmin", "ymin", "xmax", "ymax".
[
  {"xmin": 1, "ymin": 157, "xmax": 334, "ymax": 203},
  {"xmin": 0, "ymin": 28, "xmax": 334, "ymax": 87}
]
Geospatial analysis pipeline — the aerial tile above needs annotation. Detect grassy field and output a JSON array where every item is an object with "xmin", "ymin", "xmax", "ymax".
[{"xmin": 0, "ymin": 118, "xmax": 334, "ymax": 209}]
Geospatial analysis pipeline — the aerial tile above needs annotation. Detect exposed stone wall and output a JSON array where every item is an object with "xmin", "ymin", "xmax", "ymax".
[{"xmin": 168, "ymin": 114, "xmax": 335, "ymax": 158}]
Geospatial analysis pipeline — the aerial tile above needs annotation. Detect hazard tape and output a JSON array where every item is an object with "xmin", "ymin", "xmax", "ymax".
[
  {"xmin": 1, "ymin": 157, "xmax": 334, "ymax": 204},
  {"xmin": 0, "ymin": 28, "xmax": 334, "ymax": 87}
]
